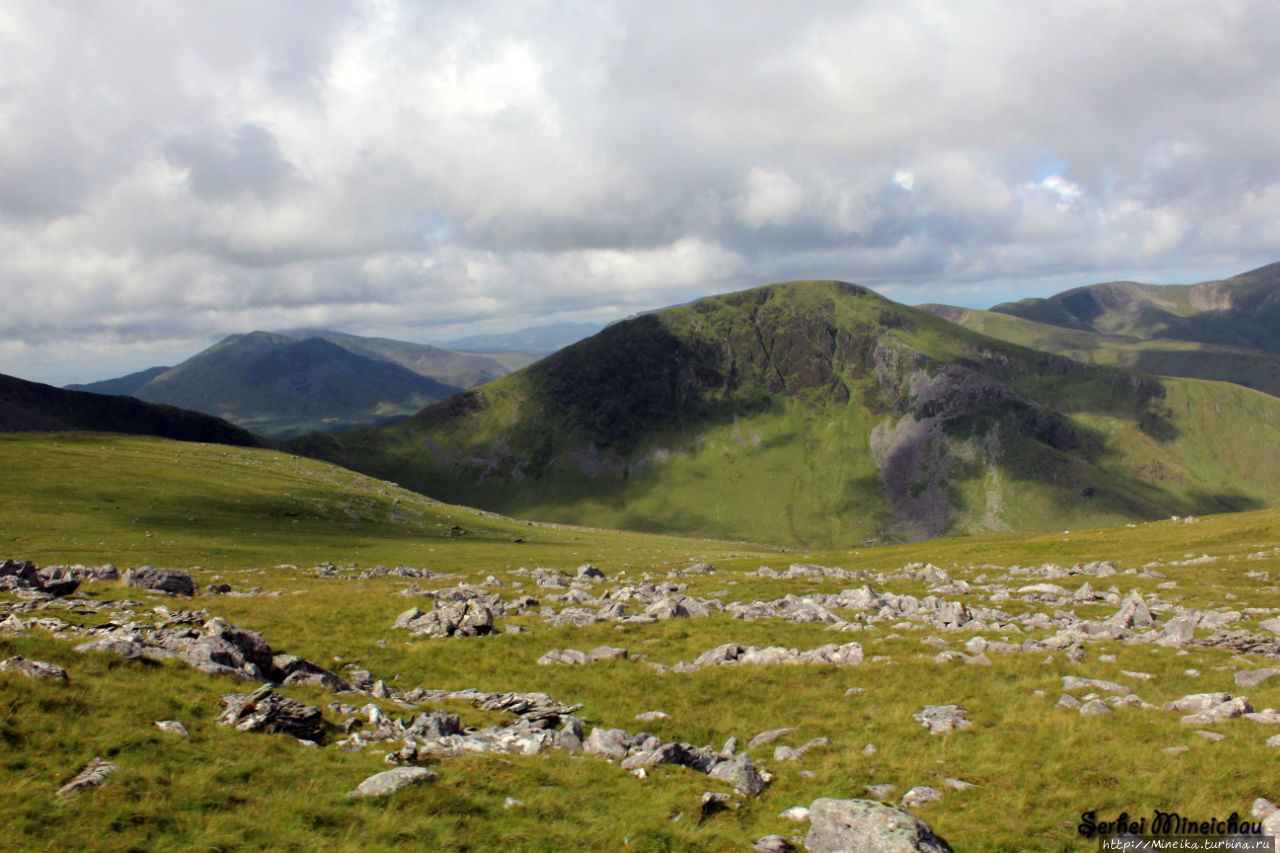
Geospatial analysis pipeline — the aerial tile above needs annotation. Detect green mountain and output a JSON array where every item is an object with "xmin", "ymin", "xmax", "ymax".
[
  {"xmin": 70, "ymin": 332, "xmax": 473, "ymax": 439},
  {"xmin": 276, "ymin": 329, "xmax": 515, "ymax": 388},
  {"xmin": 0, "ymin": 372, "xmax": 261, "ymax": 447},
  {"xmin": 293, "ymin": 280, "xmax": 1280, "ymax": 548},
  {"xmin": 919, "ymin": 263, "xmax": 1280, "ymax": 397}
]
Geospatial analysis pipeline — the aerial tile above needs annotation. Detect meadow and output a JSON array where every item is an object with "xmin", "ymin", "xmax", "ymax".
[{"xmin": 2, "ymin": 432, "xmax": 1278, "ymax": 851}]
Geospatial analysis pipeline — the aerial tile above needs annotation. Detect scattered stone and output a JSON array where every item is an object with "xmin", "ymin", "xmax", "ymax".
[
  {"xmin": 912, "ymin": 705, "xmax": 971, "ymax": 735},
  {"xmin": 154, "ymin": 720, "xmax": 189, "ymax": 736},
  {"xmin": 1163, "ymin": 746, "xmax": 1190, "ymax": 755},
  {"xmin": 124, "ymin": 567, "xmax": 195, "ymax": 596},
  {"xmin": 217, "ymin": 685, "xmax": 326, "ymax": 742},
  {"xmin": 1164, "ymin": 693, "xmax": 1253, "ymax": 724},
  {"xmin": 635, "ymin": 710, "xmax": 669, "ymax": 722},
  {"xmin": 1061, "ymin": 676, "xmax": 1133, "ymax": 696},
  {"xmin": 753, "ymin": 835, "xmax": 797, "ymax": 853},
  {"xmin": 1194, "ymin": 730, "xmax": 1225, "ymax": 741},
  {"xmin": 1078, "ymin": 699, "xmax": 1113, "ymax": 716},
  {"xmin": 941, "ymin": 778, "xmax": 976, "ymax": 791},
  {"xmin": 700, "ymin": 791, "xmax": 733, "ymax": 819},
  {"xmin": 1235, "ymin": 668, "xmax": 1280, "ymax": 688},
  {"xmin": 347, "ymin": 766, "xmax": 437, "ymax": 797},
  {"xmin": 707, "ymin": 754, "xmax": 767, "ymax": 797},
  {"xmin": 57, "ymin": 757, "xmax": 118, "ymax": 796},
  {"xmin": 689, "ymin": 641, "xmax": 863, "ymax": 669},
  {"xmin": 747, "ymin": 727, "xmax": 795, "ymax": 750},
  {"xmin": 901, "ymin": 786, "xmax": 943, "ymax": 807},
  {"xmin": 537, "ymin": 648, "xmax": 590, "ymax": 666},
  {"xmin": 780, "ymin": 806, "xmax": 811, "ymax": 821},
  {"xmin": 504, "ymin": 796, "xmax": 524, "ymax": 809},
  {"xmin": 0, "ymin": 656, "xmax": 67, "ymax": 680},
  {"xmin": 806, "ymin": 798, "xmax": 954, "ymax": 853},
  {"xmin": 866, "ymin": 784, "xmax": 896, "ymax": 799},
  {"xmin": 588, "ymin": 645, "xmax": 628, "ymax": 661},
  {"xmin": 584, "ymin": 727, "xmax": 632, "ymax": 761},
  {"xmin": 1253, "ymin": 799, "xmax": 1280, "ymax": 841},
  {"xmin": 394, "ymin": 599, "xmax": 495, "ymax": 638}
]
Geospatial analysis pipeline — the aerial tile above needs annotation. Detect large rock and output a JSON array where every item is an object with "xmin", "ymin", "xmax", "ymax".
[
  {"xmin": 396, "ymin": 600, "xmax": 495, "ymax": 637},
  {"xmin": 1, "ymin": 656, "xmax": 68, "ymax": 681},
  {"xmin": 912, "ymin": 705, "xmax": 971, "ymax": 735},
  {"xmin": 707, "ymin": 753, "xmax": 767, "ymax": 797},
  {"xmin": 347, "ymin": 766, "xmax": 438, "ymax": 797},
  {"xmin": 584, "ymin": 727, "xmax": 631, "ymax": 760},
  {"xmin": 1235, "ymin": 668, "xmax": 1280, "ymax": 688},
  {"xmin": 806, "ymin": 798, "xmax": 954, "ymax": 853},
  {"xmin": 34, "ymin": 567, "xmax": 81, "ymax": 597},
  {"xmin": 124, "ymin": 567, "xmax": 195, "ymax": 596},
  {"xmin": 216, "ymin": 685, "xmax": 326, "ymax": 742}
]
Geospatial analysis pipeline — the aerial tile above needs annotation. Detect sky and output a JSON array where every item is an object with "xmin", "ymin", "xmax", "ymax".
[{"xmin": 4, "ymin": 0, "xmax": 1280, "ymax": 385}]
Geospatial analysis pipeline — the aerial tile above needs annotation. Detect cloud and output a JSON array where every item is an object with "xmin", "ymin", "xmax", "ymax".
[
  {"xmin": 163, "ymin": 123, "xmax": 298, "ymax": 202},
  {"xmin": 4, "ymin": 0, "xmax": 1280, "ymax": 384}
]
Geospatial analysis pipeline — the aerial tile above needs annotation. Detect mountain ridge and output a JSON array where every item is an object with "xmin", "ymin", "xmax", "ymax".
[
  {"xmin": 293, "ymin": 278, "xmax": 1280, "ymax": 548},
  {"xmin": 0, "ymin": 372, "xmax": 262, "ymax": 447},
  {"xmin": 920, "ymin": 262, "xmax": 1280, "ymax": 397}
]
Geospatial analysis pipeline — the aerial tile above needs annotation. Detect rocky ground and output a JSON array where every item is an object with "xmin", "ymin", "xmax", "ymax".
[{"xmin": 5, "ymin": 541, "xmax": 1280, "ymax": 851}]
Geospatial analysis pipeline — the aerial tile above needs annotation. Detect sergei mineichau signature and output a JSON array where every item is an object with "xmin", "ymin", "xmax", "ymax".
[{"xmin": 1078, "ymin": 810, "xmax": 1264, "ymax": 838}]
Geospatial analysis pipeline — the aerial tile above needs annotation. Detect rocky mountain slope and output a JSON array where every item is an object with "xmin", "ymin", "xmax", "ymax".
[
  {"xmin": 0, "ymin": 373, "xmax": 261, "ymax": 447},
  {"xmin": 988, "ymin": 262, "xmax": 1280, "ymax": 347},
  {"xmin": 919, "ymin": 263, "xmax": 1280, "ymax": 398},
  {"xmin": 294, "ymin": 280, "xmax": 1280, "ymax": 548}
]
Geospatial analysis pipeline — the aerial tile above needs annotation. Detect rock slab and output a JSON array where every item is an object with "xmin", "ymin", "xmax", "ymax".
[
  {"xmin": 806, "ymin": 798, "xmax": 954, "ymax": 853},
  {"xmin": 347, "ymin": 766, "xmax": 438, "ymax": 797}
]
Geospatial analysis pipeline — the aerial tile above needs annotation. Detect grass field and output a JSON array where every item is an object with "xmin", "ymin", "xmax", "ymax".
[{"xmin": 3, "ymin": 432, "xmax": 1279, "ymax": 851}]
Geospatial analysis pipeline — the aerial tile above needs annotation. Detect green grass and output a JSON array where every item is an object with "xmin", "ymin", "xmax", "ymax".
[
  {"xmin": 3, "ymin": 432, "xmax": 1280, "ymax": 851},
  {"xmin": 294, "ymin": 281, "xmax": 1280, "ymax": 550}
]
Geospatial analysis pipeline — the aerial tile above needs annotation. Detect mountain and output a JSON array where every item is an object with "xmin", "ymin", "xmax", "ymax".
[
  {"xmin": 293, "ymin": 280, "xmax": 1280, "ymax": 548},
  {"xmin": 989, "ymin": 262, "xmax": 1280, "ymax": 346},
  {"xmin": 274, "ymin": 329, "xmax": 513, "ymax": 388},
  {"xmin": 919, "ymin": 263, "xmax": 1280, "ymax": 397},
  {"xmin": 442, "ymin": 321, "xmax": 602, "ymax": 354},
  {"xmin": 66, "ymin": 364, "xmax": 170, "ymax": 397},
  {"xmin": 0, "ymin": 372, "xmax": 261, "ymax": 446},
  {"xmin": 72, "ymin": 332, "xmax": 465, "ymax": 439}
]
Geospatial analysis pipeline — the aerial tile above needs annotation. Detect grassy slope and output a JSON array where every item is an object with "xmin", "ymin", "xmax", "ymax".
[
  {"xmin": 296, "ymin": 281, "xmax": 1280, "ymax": 549},
  {"xmin": 4, "ymin": 432, "xmax": 1280, "ymax": 851},
  {"xmin": 0, "ymin": 373, "xmax": 264, "ymax": 448},
  {"xmin": 922, "ymin": 305, "xmax": 1280, "ymax": 398}
]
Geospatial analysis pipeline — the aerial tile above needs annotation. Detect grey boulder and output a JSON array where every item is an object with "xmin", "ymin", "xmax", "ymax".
[
  {"xmin": 124, "ymin": 567, "xmax": 196, "ymax": 596},
  {"xmin": 347, "ymin": 766, "xmax": 438, "ymax": 797},
  {"xmin": 806, "ymin": 798, "xmax": 954, "ymax": 853}
]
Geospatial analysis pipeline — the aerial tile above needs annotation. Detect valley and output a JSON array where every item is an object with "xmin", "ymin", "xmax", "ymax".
[{"xmin": 3, "ymin": 432, "xmax": 1280, "ymax": 851}]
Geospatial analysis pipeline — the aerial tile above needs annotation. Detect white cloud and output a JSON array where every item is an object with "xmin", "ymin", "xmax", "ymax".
[
  {"xmin": 736, "ymin": 168, "xmax": 808, "ymax": 228},
  {"xmin": 3, "ymin": 0, "xmax": 1280, "ymax": 384}
]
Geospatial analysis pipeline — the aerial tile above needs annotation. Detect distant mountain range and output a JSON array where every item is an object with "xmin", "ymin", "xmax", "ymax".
[
  {"xmin": 919, "ymin": 262, "xmax": 1280, "ymax": 397},
  {"xmin": 67, "ymin": 330, "xmax": 511, "ymax": 439},
  {"xmin": 440, "ymin": 321, "xmax": 602, "ymax": 354},
  {"xmin": 0, "ymin": 373, "xmax": 261, "ymax": 447},
  {"xmin": 294, "ymin": 273, "xmax": 1280, "ymax": 548}
]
